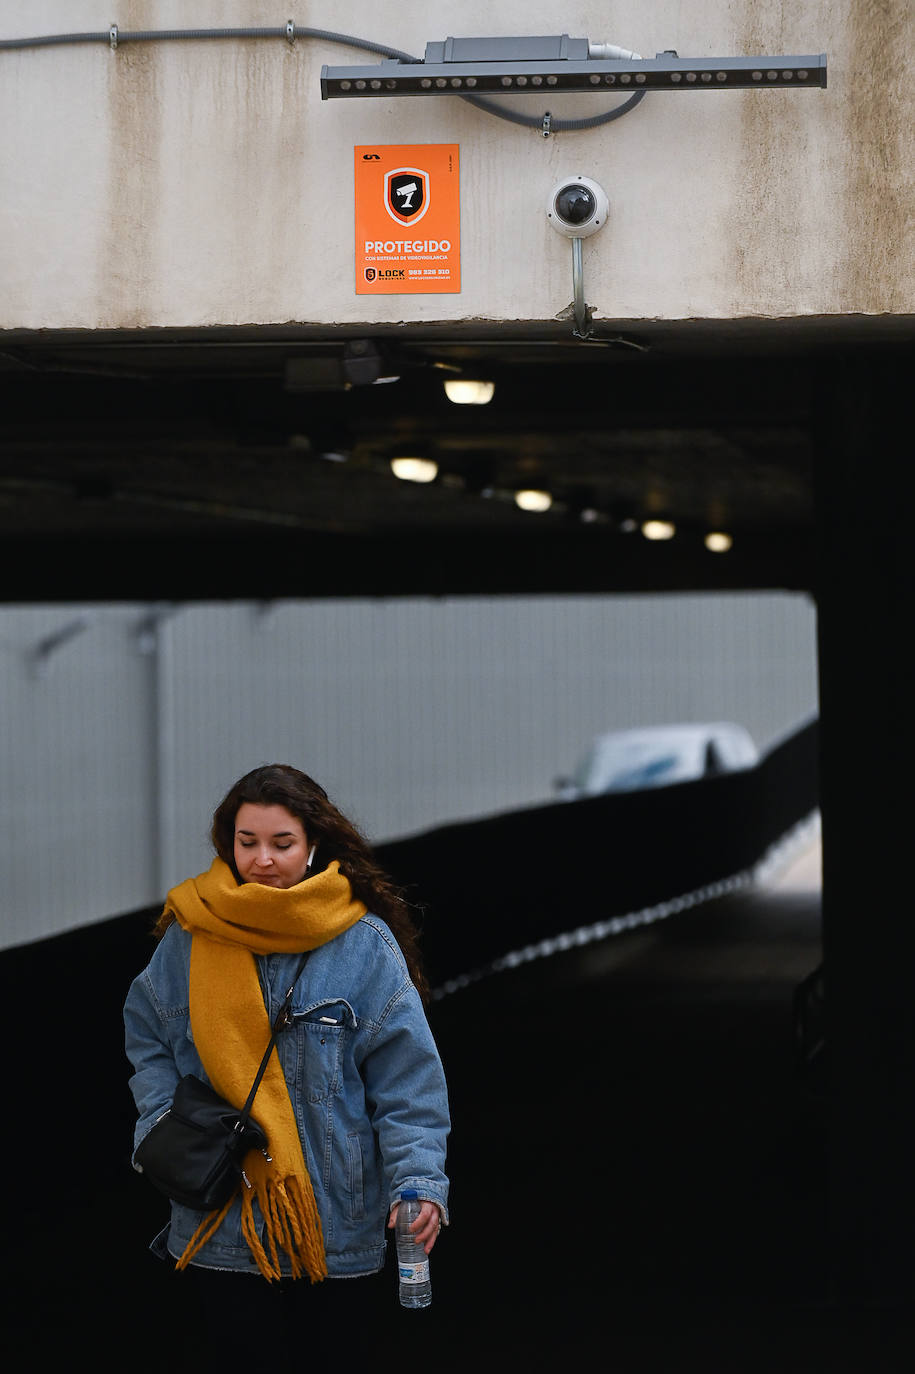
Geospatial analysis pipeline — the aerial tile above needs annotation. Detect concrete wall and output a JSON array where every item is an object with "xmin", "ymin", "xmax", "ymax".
[
  {"xmin": 0, "ymin": 591, "xmax": 817, "ymax": 949},
  {"xmin": 1, "ymin": 1, "xmax": 911, "ymax": 331}
]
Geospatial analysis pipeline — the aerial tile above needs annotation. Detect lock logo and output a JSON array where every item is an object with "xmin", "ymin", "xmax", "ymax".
[{"xmin": 385, "ymin": 168, "xmax": 430, "ymax": 226}]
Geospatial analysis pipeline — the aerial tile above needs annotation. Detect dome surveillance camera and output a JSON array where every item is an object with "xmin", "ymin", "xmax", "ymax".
[{"xmin": 546, "ymin": 177, "xmax": 609, "ymax": 238}]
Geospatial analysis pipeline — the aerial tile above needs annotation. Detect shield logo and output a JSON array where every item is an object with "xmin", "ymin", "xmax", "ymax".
[
  {"xmin": 364, "ymin": 268, "xmax": 377, "ymax": 282},
  {"xmin": 384, "ymin": 167, "xmax": 431, "ymax": 227}
]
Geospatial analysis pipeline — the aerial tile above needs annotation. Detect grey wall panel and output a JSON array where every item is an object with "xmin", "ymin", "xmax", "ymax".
[
  {"xmin": 156, "ymin": 593, "xmax": 818, "ymax": 890},
  {"xmin": 0, "ymin": 607, "xmax": 156, "ymax": 947}
]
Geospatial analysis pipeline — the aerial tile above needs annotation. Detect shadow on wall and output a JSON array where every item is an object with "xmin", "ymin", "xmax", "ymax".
[{"xmin": 375, "ymin": 718, "xmax": 820, "ymax": 988}]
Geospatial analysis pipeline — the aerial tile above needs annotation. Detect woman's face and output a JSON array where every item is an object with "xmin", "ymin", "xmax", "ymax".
[{"xmin": 233, "ymin": 802, "xmax": 312, "ymax": 888}]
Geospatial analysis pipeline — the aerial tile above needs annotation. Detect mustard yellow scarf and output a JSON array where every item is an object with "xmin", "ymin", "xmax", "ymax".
[{"xmin": 161, "ymin": 857, "xmax": 366, "ymax": 1281}]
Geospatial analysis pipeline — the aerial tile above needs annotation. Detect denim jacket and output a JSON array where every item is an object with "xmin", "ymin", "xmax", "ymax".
[{"xmin": 123, "ymin": 915, "xmax": 450, "ymax": 1276}]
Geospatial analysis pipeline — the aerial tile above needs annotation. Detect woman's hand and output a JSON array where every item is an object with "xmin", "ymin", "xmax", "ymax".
[{"xmin": 387, "ymin": 1198, "xmax": 443, "ymax": 1255}]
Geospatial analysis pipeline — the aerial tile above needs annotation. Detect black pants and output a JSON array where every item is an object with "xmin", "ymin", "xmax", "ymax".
[{"xmin": 182, "ymin": 1263, "xmax": 390, "ymax": 1367}]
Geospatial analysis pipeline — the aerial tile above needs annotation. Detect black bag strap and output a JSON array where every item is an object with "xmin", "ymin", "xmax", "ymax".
[{"xmin": 236, "ymin": 952, "xmax": 309, "ymax": 1131}]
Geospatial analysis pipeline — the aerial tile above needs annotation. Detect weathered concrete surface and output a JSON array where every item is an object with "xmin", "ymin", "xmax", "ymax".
[{"xmin": 0, "ymin": 0, "xmax": 911, "ymax": 329}]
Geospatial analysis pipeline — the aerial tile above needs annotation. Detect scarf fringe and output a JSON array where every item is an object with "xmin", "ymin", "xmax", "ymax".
[
  {"xmin": 174, "ymin": 1174, "xmax": 328, "ymax": 1284},
  {"xmin": 174, "ymin": 1194, "xmax": 236, "ymax": 1273}
]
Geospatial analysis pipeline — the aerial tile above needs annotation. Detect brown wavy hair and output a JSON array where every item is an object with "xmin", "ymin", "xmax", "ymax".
[{"xmin": 154, "ymin": 764, "xmax": 429, "ymax": 1004}]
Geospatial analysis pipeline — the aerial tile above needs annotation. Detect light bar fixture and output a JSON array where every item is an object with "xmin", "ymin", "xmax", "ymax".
[{"xmin": 321, "ymin": 35, "xmax": 827, "ymax": 99}]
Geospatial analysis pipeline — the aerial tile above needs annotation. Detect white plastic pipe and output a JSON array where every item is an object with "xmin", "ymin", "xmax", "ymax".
[{"xmin": 587, "ymin": 43, "xmax": 643, "ymax": 61}]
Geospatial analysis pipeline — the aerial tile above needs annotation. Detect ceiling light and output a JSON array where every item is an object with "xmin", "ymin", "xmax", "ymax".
[
  {"xmin": 321, "ymin": 37, "xmax": 827, "ymax": 99},
  {"xmin": 390, "ymin": 456, "xmax": 439, "ymax": 483},
  {"xmin": 443, "ymin": 379, "xmax": 495, "ymax": 405},
  {"xmin": 705, "ymin": 531, "xmax": 733, "ymax": 553},
  {"xmin": 515, "ymin": 489, "xmax": 553, "ymax": 513},
  {"xmin": 642, "ymin": 519, "xmax": 676, "ymax": 541}
]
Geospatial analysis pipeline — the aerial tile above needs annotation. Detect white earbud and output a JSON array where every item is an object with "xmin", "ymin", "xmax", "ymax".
[{"xmin": 306, "ymin": 844, "xmax": 317, "ymax": 869}]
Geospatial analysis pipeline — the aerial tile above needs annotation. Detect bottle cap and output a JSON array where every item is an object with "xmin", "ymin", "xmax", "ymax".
[{"xmin": 401, "ymin": 1188, "xmax": 418, "ymax": 1200}]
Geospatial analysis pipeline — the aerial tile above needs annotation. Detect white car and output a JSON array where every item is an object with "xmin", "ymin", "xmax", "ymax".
[{"xmin": 555, "ymin": 722, "xmax": 758, "ymax": 798}]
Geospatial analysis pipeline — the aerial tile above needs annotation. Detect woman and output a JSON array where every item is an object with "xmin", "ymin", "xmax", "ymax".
[{"xmin": 124, "ymin": 764, "xmax": 449, "ymax": 1352}]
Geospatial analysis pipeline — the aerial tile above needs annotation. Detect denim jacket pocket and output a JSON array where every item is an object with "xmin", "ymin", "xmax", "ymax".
[{"xmin": 289, "ymin": 999, "xmax": 356, "ymax": 1103}]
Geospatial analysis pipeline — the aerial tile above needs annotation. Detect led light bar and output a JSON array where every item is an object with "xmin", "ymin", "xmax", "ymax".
[{"xmin": 321, "ymin": 53, "xmax": 827, "ymax": 99}]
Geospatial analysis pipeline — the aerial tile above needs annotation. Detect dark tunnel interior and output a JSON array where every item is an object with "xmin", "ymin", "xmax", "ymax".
[{"xmin": 5, "ymin": 719, "xmax": 911, "ymax": 1370}]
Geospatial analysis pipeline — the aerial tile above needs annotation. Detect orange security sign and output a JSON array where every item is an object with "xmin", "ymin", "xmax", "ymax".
[{"xmin": 354, "ymin": 144, "xmax": 460, "ymax": 294}]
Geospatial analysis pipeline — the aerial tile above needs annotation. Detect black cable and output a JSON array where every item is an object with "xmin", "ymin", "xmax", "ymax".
[{"xmin": 461, "ymin": 90, "xmax": 645, "ymax": 130}]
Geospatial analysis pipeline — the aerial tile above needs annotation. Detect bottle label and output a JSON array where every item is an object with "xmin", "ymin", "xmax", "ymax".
[{"xmin": 398, "ymin": 1259, "xmax": 430, "ymax": 1284}]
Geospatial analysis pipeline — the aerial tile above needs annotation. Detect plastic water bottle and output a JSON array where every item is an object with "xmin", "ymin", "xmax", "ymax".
[{"xmin": 396, "ymin": 1189, "xmax": 432, "ymax": 1308}]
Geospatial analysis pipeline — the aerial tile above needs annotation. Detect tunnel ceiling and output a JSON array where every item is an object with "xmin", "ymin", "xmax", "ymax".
[{"xmin": 1, "ymin": 316, "xmax": 911, "ymax": 602}]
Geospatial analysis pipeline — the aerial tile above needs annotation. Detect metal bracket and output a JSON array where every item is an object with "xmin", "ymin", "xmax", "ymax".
[
  {"xmin": 285, "ymin": 20, "xmax": 296, "ymax": 45},
  {"xmin": 109, "ymin": 25, "xmax": 118, "ymax": 50},
  {"xmin": 29, "ymin": 616, "xmax": 92, "ymax": 678},
  {"xmin": 541, "ymin": 110, "xmax": 553, "ymax": 138},
  {"xmin": 571, "ymin": 237, "xmax": 593, "ymax": 340}
]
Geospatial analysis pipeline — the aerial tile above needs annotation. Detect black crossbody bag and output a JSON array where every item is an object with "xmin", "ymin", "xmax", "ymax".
[{"xmin": 134, "ymin": 954, "xmax": 308, "ymax": 1212}]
